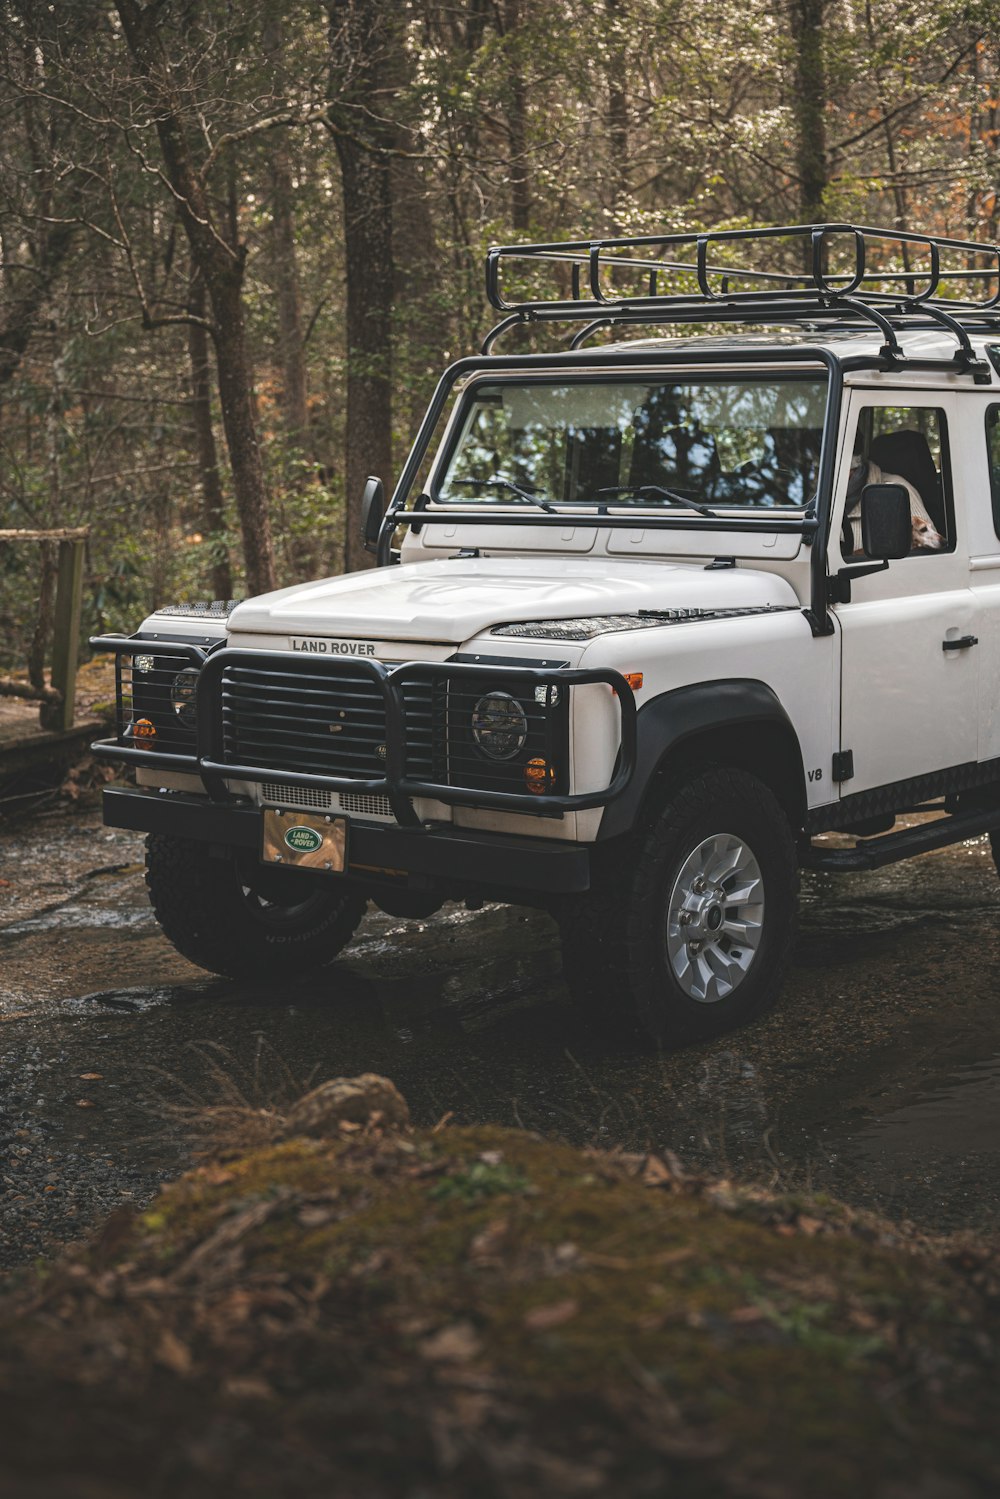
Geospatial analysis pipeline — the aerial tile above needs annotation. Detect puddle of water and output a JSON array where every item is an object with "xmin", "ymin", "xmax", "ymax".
[
  {"xmin": 823, "ymin": 1055, "xmax": 1000, "ymax": 1229},
  {"xmin": 5, "ymin": 806, "xmax": 1000, "ymax": 1260},
  {"xmin": 2, "ymin": 904, "xmax": 153, "ymax": 939}
]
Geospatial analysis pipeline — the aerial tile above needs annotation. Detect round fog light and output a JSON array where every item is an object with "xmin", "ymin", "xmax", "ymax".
[
  {"xmin": 130, "ymin": 717, "xmax": 156, "ymax": 750},
  {"xmin": 524, "ymin": 756, "xmax": 555, "ymax": 794},
  {"xmin": 471, "ymin": 691, "xmax": 527, "ymax": 760}
]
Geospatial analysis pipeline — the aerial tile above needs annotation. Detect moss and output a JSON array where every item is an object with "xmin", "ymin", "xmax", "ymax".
[{"xmin": 2, "ymin": 1123, "xmax": 998, "ymax": 1499}]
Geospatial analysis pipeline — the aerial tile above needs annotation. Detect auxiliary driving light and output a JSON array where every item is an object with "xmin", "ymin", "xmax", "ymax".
[
  {"xmin": 524, "ymin": 756, "xmax": 555, "ymax": 794},
  {"xmin": 129, "ymin": 718, "xmax": 156, "ymax": 749},
  {"xmin": 471, "ymin": 691, "xmax": 528, "ymax": 760},
  {"xmin": 132, "ymin": 653, "xmax": 155, "ymax": 673}
]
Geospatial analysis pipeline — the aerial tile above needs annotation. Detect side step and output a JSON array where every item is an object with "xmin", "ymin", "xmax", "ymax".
[{"xmin": 803, "ymin": 805, "xmax": 1000, "ymax": 873}]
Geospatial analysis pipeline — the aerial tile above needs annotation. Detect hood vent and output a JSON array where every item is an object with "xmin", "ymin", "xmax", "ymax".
[
  {"xmin": 152, "ymin": 599, "xmax": 243, "ymax": 618},
  {"xmin": 491, "ymin": 605, "xmax": 797, "ymax": 642}
]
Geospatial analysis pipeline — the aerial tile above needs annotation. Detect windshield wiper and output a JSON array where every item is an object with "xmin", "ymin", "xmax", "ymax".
[
  {"xmin": 587, "ymin": 484, "xmax": 718, "ymax": 518},
  {"xmin": 448, "ymin": 478, "xmax": 558, "ymax": 512}
]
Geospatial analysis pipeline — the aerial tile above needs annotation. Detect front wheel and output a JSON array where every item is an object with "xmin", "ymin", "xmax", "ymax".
[
  {"xmin": 145, "ymin": 834, "xmax": 368, "ymax": 980},
  {"xmin": 559, "ymin": 768, "xmax": 798, "ymax": 1046}
]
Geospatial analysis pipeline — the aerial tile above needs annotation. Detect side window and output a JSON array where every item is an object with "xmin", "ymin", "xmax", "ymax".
[
  {"xmin": 842, "ymin": 406, "xmax": 951, "ymax": 559},
  {"xmin": 987, "ymin": 407, "xmax": 1000, "ymax": 540}
]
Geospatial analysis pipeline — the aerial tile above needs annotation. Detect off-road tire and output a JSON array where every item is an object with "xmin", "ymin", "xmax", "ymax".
[
  {"xmin": 559, "ymin": 768, "xmax": 798, "ymax": 1047},
  {"xmin": 145, "ymin": 834, "xmax": 367, "ymax": 980}
]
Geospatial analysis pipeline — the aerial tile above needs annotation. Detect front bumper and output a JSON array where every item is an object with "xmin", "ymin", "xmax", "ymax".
[
  {"xmin": 103, "ymin": 786, "xmax": 593, "ymax": 896},
  {"xmin": 89, "ymin": 640, "xmax": 637, "ymax": 828}
]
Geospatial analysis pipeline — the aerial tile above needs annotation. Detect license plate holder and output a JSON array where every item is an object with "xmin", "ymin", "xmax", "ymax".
[{"xmin": 261, "ymin": 808, "xmax": 348, "ymax": 874}]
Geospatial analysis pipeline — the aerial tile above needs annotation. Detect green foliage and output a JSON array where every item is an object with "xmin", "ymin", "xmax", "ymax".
[
  {"xmin": 428, "ymin": 1158, "xmax": 531, "ymax": 1203},
  {"xmin": 0, "ymin": 0, "xmax": 996, "ymax": 663}
]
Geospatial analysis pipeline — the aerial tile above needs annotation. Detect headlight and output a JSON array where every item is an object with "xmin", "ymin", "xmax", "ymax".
[
  {"xmin": 170, "ymin": 667, "xmax": 199, "ymax": 728},
  {"xmin": 471, "ymin": 691, "xmax": 527, "ymax": 760}
]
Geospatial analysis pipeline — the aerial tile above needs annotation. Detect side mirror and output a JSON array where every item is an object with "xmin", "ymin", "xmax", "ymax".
[
  {"xmin": 360, "ymin": 476, "xmax": 385, "ymax": 555},
  {"xmin": 860, "ymin": 483, "xmax": 911, "ymax": 560}
]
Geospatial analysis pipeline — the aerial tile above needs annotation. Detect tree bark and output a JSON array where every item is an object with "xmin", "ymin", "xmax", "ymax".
[
  {"xmin": 264, "ymin": 15, "xmax": 310, "ymax": 453},
  {"xmin": 187, "ymin": 269, "xmax": 233, "ymax": 600},
  {"xmin": 114, "ymin": 0, "xmax": 277, "ymax": 597},
  {"xmin": 270, "ymin": 142, "xmax": 310, "ymax": 451},
  {"xmin": 327, "ymin": 0, "xmax": 398, "ymax": 573},
  {"xmin": 605, "ymin": 0, "xmax": 629, "ymax": 227},
  {"xmin": 0, "ymin": 222, "xmax": 74, "ymax": 390},
  {"xmin": 502, "ymin": 0, "xmax": 531, "ymax": 231},
  {"xmin": 334, "ymin": 133, "xmax": 393, "ymax": 573},
  {"xmin": 787, "ymin": 0, "xmax": 828, "ymax": 263}
]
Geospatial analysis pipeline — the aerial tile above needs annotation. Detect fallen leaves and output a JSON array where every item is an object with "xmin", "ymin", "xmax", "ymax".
[
  {"xmin": 522, "ymin": 1298, "xmax": 579, "ymax": 1332},
  {"xmin": 641, "ymin": 1150, "xmax": 686, "ymax": 1189},
  {"xmin": 419, "ymin": 1321, "xmax": 481, "ymax": 1363},
  {"xmin": 154, "ymin": 1328, "xmax": 192, "ymax": 1376}
]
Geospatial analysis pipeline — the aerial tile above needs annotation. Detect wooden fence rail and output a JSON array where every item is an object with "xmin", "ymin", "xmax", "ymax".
[{"xmin": 0, "ymin": 528, "xmax": 88, "ymax": 732}]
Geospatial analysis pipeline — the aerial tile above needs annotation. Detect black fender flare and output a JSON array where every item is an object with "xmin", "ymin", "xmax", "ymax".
[{"xmin": 597, "ymin": 678, "xmax": 805, "ymax": 841}]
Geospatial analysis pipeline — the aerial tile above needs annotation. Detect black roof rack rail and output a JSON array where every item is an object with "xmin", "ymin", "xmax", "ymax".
[{"xmin": 482, "ymin": 222, "xmax": 999, "ymax": 380}]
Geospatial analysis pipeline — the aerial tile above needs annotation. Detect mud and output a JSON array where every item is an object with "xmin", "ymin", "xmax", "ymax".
[{"xmin": 2, "ymin": 801, "xmax": 1000, "ymax": 1267}]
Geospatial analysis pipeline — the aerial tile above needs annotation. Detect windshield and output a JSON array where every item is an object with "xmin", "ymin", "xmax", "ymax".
[{"xmin": 435, "ymin": 376, "xmax": 826, "ymax": 511}]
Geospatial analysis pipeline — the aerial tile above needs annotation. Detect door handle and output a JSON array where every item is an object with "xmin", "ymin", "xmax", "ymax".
[{"xmin": 942, "ymin": 635, "xmax": 978, "ymax": 651}]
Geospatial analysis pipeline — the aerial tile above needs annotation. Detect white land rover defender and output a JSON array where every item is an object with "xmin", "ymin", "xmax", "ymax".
[{"xmin": 92, "ymin": 223, "xmax": 1000, "ymax": 1045}]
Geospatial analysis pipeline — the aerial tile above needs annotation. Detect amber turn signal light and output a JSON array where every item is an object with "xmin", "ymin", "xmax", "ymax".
[
  {"xmin": 524, "ymin": 756, "xmax": 555, "ymax": 794},
  {"xmin": 622, "ymin": 672, "xmax": 643, "ymax": 690},
  {"xmin": 129, "ymin": 717, "xmax": 156, "ymax": 749}
]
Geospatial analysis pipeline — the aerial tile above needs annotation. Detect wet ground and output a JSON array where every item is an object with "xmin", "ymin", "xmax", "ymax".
[{"xmin": 2, "ymin": 799, "xmax": 1000, "ymax": 1268}]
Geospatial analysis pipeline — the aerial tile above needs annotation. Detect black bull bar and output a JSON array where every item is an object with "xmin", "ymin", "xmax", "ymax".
[{"xmin": 89, "ymin": 641, "xmax": 638, "ymax": 829}]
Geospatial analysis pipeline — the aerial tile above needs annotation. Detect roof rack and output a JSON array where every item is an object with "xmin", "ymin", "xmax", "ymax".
[{"xmin": 482, "ymin": 222, "xmax": 1000, "ymax": 380}]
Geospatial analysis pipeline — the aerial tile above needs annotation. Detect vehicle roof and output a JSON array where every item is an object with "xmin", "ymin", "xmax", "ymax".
[{"xmin": 576, "ymin": 324, "xmax": 1000, "ymax": 380}]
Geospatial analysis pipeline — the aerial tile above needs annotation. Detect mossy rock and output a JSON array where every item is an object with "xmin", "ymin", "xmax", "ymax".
[{"xmin": 1, "ymin": 1124, "xmax": 998, "ymax": 1498}]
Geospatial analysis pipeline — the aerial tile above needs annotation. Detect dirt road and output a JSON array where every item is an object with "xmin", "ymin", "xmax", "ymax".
[{"xmin": 3, "ymin": 799, "xmax": 1000, "ymax": 1268}]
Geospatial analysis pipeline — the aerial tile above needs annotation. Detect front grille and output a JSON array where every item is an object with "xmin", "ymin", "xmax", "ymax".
[
  {"xmin": 220, "ymin": 659, "xmax": 435, "ymax": 783},
  {"xmin": 261, "ymin": 782, "xmax": 394, "ymax": 819},
  {"xmin": 262, "ymin": 782, "xmax": 334, "ymax": 810},
  {"xmin": 340, "ymin": 792, "xmax": 394, "ymax": 817}
]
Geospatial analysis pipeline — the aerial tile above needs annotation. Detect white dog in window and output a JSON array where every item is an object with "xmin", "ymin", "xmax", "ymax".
[{"xmin": 843, "ymin": 455, "xmax": 944, "ymax": 555}]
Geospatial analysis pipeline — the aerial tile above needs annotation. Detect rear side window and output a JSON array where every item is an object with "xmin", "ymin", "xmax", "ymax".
[
  {"xmin": 987, "ymin": 406, "xmax": 1000, "ymax": 539},
  {"xmin": 843, "ymin": 405, "xmax": 952, "ymax": 558}
]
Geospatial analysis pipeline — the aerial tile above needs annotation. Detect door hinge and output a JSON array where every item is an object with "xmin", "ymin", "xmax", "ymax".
[{"xmin": 832, "ymin": 749, "xmax": 854, "ymax": 784}]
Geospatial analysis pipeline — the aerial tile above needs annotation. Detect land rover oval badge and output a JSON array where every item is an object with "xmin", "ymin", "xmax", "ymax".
[{"xmin": 284, "ymin": 825, "xmax": 323, "ymax": 854}]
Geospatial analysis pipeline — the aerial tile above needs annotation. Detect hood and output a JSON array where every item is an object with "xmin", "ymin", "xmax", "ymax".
[{"xmin": 227, "ymin": 557, "xmax": 800, "ymax": 645}]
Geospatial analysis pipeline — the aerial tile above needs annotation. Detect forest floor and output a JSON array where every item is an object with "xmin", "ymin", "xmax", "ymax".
[
  {"xmin": 1, "ymin": 1102, "xmax": 999, "ymax": 1498},
  {"xmin": 3, "ymin": 793, "xmax": 1000, "ymax": 1494}
]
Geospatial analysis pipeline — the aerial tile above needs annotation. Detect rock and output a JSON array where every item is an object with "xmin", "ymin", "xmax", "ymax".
[{"xmin": 280, "ymin": 1074, "xmax": 409, "ymax": 1139}]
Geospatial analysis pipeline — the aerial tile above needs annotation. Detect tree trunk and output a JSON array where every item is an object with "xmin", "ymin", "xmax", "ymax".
[
  {"xmin": 605, "ymin": 0, "xmax": 629, "ymax": 227},
  {"xmin": 327, "ymin": 0, "xmax": 399, "ymax": 574},
  {"xmin": 392, "ymin": 150, "xmax": 438, "ymax": 439},
  {"xmin": 0, "ymin": 222, "xmax": 74, "ymax": 390},
  {"xmin": 502, "ymin": 0, "xmax": 531, "ymax": 231},
  {"xmin": 263, "ymin": 15, "xmax": 310, "ymax": 453},
  {"xmin": 334, "ymin": 132, "xmax": 393, "ymax": 573},
  {"xmin": 210, "ymin": 274, "xmax": 276, "ymax": 594},
  {"xmin": 188, "ymin": 270, "xmax": 232, "ymax": 600},
  {"xmin": 787, "ymin": 0, "xmax": 828, "ymax": 265},
  {"xmin": 114, "ymin": 0, "xmax": 276, "ymax": 597},
  {"xmin": 270, "ymin": 142, "xmax": 310, "ymax": 451}
]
